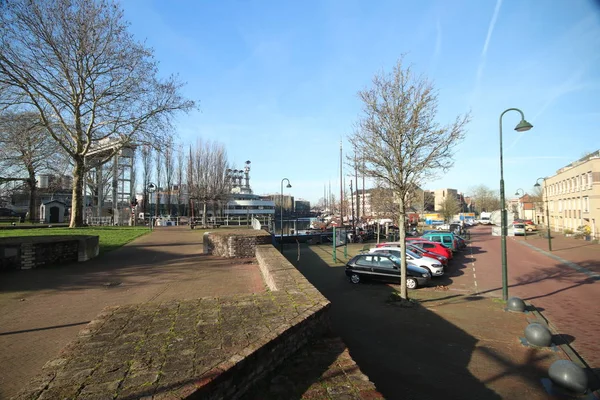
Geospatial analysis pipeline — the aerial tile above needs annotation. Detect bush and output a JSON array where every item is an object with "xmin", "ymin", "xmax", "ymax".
[
  {"xmin": 577, "ymin": 225, "xmax": 592, "ymax": 235},
  {"xmin": 563, "ymin": 228, "xmax": 574, "ymax": 235}
]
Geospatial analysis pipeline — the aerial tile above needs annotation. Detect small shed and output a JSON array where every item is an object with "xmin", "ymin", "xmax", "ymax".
[{"xmin": 40, "ymin": 200, "xmax": 66, "ymax": 223}]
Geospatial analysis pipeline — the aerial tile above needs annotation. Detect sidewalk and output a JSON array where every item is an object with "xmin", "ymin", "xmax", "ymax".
[
  {"xmin": 288, "ymin": 242, "xmax": 598, "ymax": 400},
  {"xmin": 514, "ymin": 231, "xmax": 600, "ymax": 275}
]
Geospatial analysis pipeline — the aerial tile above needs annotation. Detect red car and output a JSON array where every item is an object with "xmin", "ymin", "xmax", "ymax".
[
  {"xmin": 376, "ymin": 240, "xmax": 452, "ymax": 261},
  {"xmin": 407, "ymin": 243, "xmax": 448, "ymax": 266},
  {"xmin": 406, "ymin": 238, "xmax": 453, "ymax": 259}
]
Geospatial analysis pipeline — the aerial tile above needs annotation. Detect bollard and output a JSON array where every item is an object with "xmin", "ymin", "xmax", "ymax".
[
  {"xmin": 524, "ymin": 323, "xmax": 552, "ymax": 347},
  {"xmin": 506, "ymin": 297, "xmax": 526, "ymax": 312},
  {"xmin": 548, "ymin": 360, "xmax": 588, "ymax": 394},
  {"xmin": 203, "ymin": 232, "xmax": 210, "ymax": 254}
]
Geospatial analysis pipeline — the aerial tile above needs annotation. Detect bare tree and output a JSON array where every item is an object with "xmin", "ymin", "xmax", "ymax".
[
  {"xmin": 164, "ymin": 139, "xmax": 174, "ymax": 216},
  {"xmin": 469, "ymin": 184, "xmax": 501, "ymax": 214},
  {"xmin": 187, "ymin": 140, "xmax": 230, "ymax": 225},
  {"xmin": 439, "ymin": 194, "xmax": 460, "ymax": 222},
  {"xmin": 0, "ymin": 0, "xmax": 194, "ymax": 227},
  {"xmin": 349, "ymin": 58, "xmax": 470, "ymax": 299},
  {"xmin": 175, "ymin": 144, "xmax": 184, "ymax": 216},
  {"xmin": 155, "ymin": 150, "xmax": 162, "ymax": 217},
  {"xmin": 0, "ymin": 111, "xmax": 61, "ymax": 221},
  {"xmin": 85, "ymin": 162, "xmax": 112, "ymax": 211},
  {"xmin": 140, "ymin": 145, "xmax": 153, "ymax": 216}
]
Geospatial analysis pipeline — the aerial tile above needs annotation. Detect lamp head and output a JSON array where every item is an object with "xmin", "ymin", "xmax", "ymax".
[
  {"xmin": 514, "ymin": 120, "xmax": 533, "ymax": 132},
  {"xmin": 515, "ymin": 191, "xmax": 519, "ymax": 195},
  {"xmin": 286, "ymin": 184, "xmax": 292, "ymax": 188},
  {"xmin": 534, "ymin": 182, "xmax": 540, "ymax": 187}
]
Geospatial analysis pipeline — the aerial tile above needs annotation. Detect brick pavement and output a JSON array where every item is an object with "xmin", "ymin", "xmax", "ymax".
[
  {"xmin": 466, "ymin": 225, "xmax": 600, "ymax": 376},
  {"xmin": 0, "ymin": 226, "xmax": 265, "ymax": 399},
  {"xmin": 289, "ymin": 243, "xmax": 582, "ymax": 400},
  {"xmin": 12, "ymin": 292, "xmax": 321, "ymax": 400},
  {"xmin": 514, "ymin": 231, "xmax": 600, "ymax": 274}
]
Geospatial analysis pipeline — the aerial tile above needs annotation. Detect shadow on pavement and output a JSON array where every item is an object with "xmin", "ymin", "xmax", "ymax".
[{"xmin": 284, "ymin": 243, "xmax": 553, "ymax": 400}]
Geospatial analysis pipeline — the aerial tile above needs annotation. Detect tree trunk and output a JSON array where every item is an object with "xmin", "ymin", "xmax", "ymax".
[
  {"xmin": 27, "ymin": 170, "xmax": 37, "ymax": 223},
  {"xmin": 398, "ymin": 199, "xmax": 408, "ymax": 299},
  {"xmin": 70, "ymin": 157, "xmax": 85, "ymax": 227}
]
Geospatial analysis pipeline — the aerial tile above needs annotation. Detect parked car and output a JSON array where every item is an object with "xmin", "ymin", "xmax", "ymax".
[
  {"xmin": 345, "ymin": 253, "xmax": 431, "ymax": 289},
  {"xmin": 421, "ymin": 232, "xmax": 459, "ymax": 252},
  {"xmin": 406, "ymin": 238, "xmax": 453, "ymax": 259},
  {"xmin": 512, "ymin": 220, "xmax": 537, "ymax": 231},
  {"xmin": 436, "ymin": 224, "xmax": 450, "ymax": 231},
  {"xmin": 454, "ymin": 235, "xmax": 467, "ymax": 250},
  {"xmin": 369, "ymin": 247, "xmax": 444, "ymax": 276},
  {"xmin": 513, "ymin": 224, "xmax": 526, "ymax": 236},
  {"xmin": 406, "ymin": 243, "xmax": 448, "ymax": 266}
]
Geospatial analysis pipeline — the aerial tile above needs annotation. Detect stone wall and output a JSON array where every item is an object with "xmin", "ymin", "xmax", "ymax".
[
  {"xmin": 0, "ymin": 235, "xmax": 99, "ymax": 270},
  {"xmin": 206, "ymin": 229, "xmax": 272, "ymax": 258}
]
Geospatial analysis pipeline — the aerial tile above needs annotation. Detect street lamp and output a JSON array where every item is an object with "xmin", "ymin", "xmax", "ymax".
[
  {"xmin": 535, "ymin": 177, "xmax": 552, "ymax": 251},
  {"xmin": 280, "ymin": 178, "xmax": 292, "ymax": 253},
  {"xmin": 514, "ymin": 188, "xmax": 525, "ymax": 220},
  {"xmin": 499, "ymin": 108, "xmax": 533, "ymax": 301},
  {"xmin": 514, "ymin": 188, "xmax": 526, "ymax": 241}
]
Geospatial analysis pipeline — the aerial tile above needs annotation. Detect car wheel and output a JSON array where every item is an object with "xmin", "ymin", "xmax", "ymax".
[
  {"xmin": 406, "ymin": 278, "xmax": 418, "ymax": 289},
  {"xmin": 421, "ymin": 266, "xmax": 432, "ymax": 275},
  {"xmin": 350, "ymin": 274, "xmax": 361, "ymax": 284}
]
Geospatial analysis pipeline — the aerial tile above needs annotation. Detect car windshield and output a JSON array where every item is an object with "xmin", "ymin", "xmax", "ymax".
[{"xmin": 514, "ymin": 224, "xmax": 525, "ymax": 228}]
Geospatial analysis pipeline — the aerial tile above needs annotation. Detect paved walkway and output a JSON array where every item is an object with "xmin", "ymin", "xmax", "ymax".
[
  {"xmin": 0, "ymin": 226, "xmax": 265, "ymax": 399},
  {"xmin": 513, "ymin": 231, "xmax": 600, "ymax": 275},
  {"xmin": 286, "ymin": 243, "xmax": 581, "ymax": 400},
  {"xmin": 466, "ymin": 226, "xmax": 600, "ymax": 378}
]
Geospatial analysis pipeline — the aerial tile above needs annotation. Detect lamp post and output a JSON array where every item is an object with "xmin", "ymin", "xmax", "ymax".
[
  {"xmin": 535, "ymin": 177, "xmax": 552, "ymax": 251},
  {"xmin": 499, "ymin": 108, "xmax": 533, "ymax": 301},
  {"xmin": 514, "ymin": 188, "xmax": 524, "ymax": 219},
  {"xmin": 514, "ymin": 188, "xmax": 526, "ymax": 241},
  {"xmin": 280, "ymin": 178, "xmax": 292, "ymax": 253}
]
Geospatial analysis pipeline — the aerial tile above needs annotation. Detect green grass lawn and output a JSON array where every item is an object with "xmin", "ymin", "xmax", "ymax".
[{"xmin": 0, "ymin": 226, "xmax": 150, "ymax": 254}]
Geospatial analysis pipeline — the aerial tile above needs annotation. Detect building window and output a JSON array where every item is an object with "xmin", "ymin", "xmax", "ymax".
[
  {"xmin": 588, "ymin": 172, "xmax": 593, "ymax": 189},
  {"xmin": 558, "ymin": 200, "xmax": 562, "ymax": 212},
  {"xmin": 583, "ymin": 197, "xmax": 589, "ymax": 213}
]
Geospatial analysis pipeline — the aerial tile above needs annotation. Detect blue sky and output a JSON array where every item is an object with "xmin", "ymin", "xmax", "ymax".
[{"xmin": 122, "ymin": 0, "xmax": 600, "ymax": 204}]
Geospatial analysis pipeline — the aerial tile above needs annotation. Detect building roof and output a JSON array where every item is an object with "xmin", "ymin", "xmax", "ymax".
[
  {"xmin": 557, "ymin": 149, "xmax": 600, "ymax": 173},
  {"xmin": 42, "ymin": 200, "xmax": 67, "ymax": 205}
]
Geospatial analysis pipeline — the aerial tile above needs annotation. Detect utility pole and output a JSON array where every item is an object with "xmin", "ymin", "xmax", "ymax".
[
  {"xmin": 355, "ymin": 155, "xmax": 359, "ymax": 226},
  {"xmin": 350, "ymin": 180, "xmax": 355, "ymax": 240},
  {"xmin": 339, "ymin": 141, "xmax": 343, "ymax": 224},
  {"xmin": 362, "ymin": 159, "xmax": 365, "ymax": 221}
]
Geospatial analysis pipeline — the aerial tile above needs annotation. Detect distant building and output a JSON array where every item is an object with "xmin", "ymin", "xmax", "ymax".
[
  {"xmin": 544, "ymin": 150, "xmax": 600, "ymax": 238},
  {"xmin": 513, "ymin": 194, "xmax": 535, "ymax": 221},
  {"xmin": 295, "ymin": 199, "xmax": 311, "ymax": 214},
  {"xmin": 434, "ymin": 188, "xmax": 459, "ymax": 211}
]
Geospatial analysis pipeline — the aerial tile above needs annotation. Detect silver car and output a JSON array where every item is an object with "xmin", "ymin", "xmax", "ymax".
[{"xmin": 369, "ymin": 247, "xmax": 444, "ymax": 277}]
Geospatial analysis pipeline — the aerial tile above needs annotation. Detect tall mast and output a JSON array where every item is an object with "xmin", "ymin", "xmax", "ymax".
[
  {"xmin": 340, "ymin": 140, "xmax": 343, "ymax": 223},
  {"xmin": 355, "ymin": 155, "xmax": 359, "ymax": 222}
]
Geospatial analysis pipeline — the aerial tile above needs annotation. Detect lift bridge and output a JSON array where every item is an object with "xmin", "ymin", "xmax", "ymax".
[{"xmin": 83, "ymin": 138, "xmax": 135, "ymax": 226}]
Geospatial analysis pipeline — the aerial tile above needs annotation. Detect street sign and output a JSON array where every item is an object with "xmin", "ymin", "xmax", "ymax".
[{"xmin": 147, "ymin": 183, "xmax": 157, "ymax": 193}]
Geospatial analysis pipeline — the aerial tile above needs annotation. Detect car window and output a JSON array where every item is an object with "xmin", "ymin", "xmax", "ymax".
[
  {"xmin": 386, "ymin": 250, "xmax": 400, "ymax": 258},
  {"xmin": 407, "ymin": 250, "xmax": 421, "ymax": 259},
  {"xmin": 377, "ymin": 256, "xmax": 396, "ymax": 269},
  {"xmin": 429, "ymin": 236, "xmax": 442, "ymax": 243},
  {"xmin": 442, "ymin": 236, "xmax": 452, "ymax": 244},
  {"xmin": 421, "ymin": 243, "xmax": 433, "ymax": 249},
  {"xmin": 356, "ymin": 255, "xmax": 374, "ymax": 267}
]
